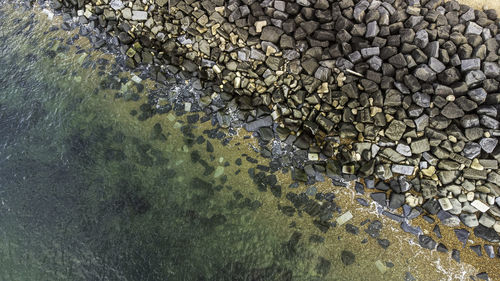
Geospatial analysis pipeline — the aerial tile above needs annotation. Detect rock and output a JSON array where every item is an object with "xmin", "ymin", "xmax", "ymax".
[
  {"xmin": 428, "ymin": 57, "xmax": 446, "ymax": 73},
  {"xmin": 483, "ymin": 62, "xmax": 500, "ymax": 78},
  {"xmin": 460, "ymin": 213, "xmax": 479, "ymax": 227},
  {"xmin": 396, "ymin": 144, "xmax": 412, "ymax": 156},
  {"xmin": 474, "ymin": 225, "xmax": 500, "ymax": 242},
  {"xmin": 131, "ymin": 10, "xmax": 148, "ymax": 21},
  {"xmin": 470, "ymin": 245, "xmax": 482, "ymax": 257},
  {"xmin": 377, "ymin": 238, "xmax": 390, "ymax": 249},
  {"xmin": 371, "ymin": 192, "xmax": 387, "ymax": 206},
  {"xmin": 244, "ymin": 116, "xmax": 273, "ymax": 131},
  {"xmin": 441, "ymin": 102, "xmax": 464, "ymax": 119},
  {"xmin": 412, "ymin": 92, "xmax": 431, "ymax": 108},
  {"xmin": 415, "ymin": 30, "xmax": 429, "ymax": 49},
  {"xmin": 467, "ymin": 88, "xmax": 487, "ymax": 104},
  {"xmin": 410, "ymin": 139, "xmax": 430, "ymax": 155},
  {"xmin": 366, "ymin": 21, "xmax": 379, "ymax": 38},
  {"xmin": 465, "ymin": 22, "xmax": 483, "ymax": 35},
  {"xmin": 471, "ymin": 199, "xmax": 490, "ymax": 212},
  {"xmin": 438, "ymin": 198, "xmax": 453, "ymax": 211},
  {"xmin": 461, "ymin": 58, "xmax": 481, "ymax": 72},
  {"xmin": 423, "ymin": 199, "xmax": 441, "ymax": 215},
  {"xmin": 361, "ymin": 47, "xmax": 380, "ymax": 58},
  {"xmin": 314, "ymin": 66, "xmax": 331, "ymax": 82},
  {"xmin": 454, "ymin": 229, "xmax": 470, "ymax": 247},
  {"xmin": 463, "ymin": 142, "xmax": 481, "ymax": 159},
  {"xmin": 110, "ymin": 0, "xmax": 124, "ymax": 10},
  {"xmin": 484, "ymin": 244, "xmax": 495, "ymax": 258},
  {"xmin": 260, "ymin": 26, "xmax": 283, "ymax": 43},
  {"xmin": 418, "ymin": 235, "xmax": 436, "ymax": 250},
  {"xmin": 480, "ymin": 115, "xmax": 499, "ymax": 129},
  {"xmin": 341, "ymin": 250, "xmax": 355, "ymax": 265},
  {"xmin": 414, "ymin": 64, "xmax": 436, "ymax": 82},
  {"xmin": 438, "ymin": 210, "xmax": 461, "ymax": 227},
  {"xmin": 480, "ymin": 138, "xmax": 498, "ymax": 153},
  {"xmin": 385, "ymin": 120, "xmax": 406, "ymax": 141},
  {"xmin": 479, "ymin": 213, "xmax": 496, "ymax": 228},
  {"xmin": 451, "ymin": 249, "xmax": 460, "ymax": 263},
  {"xmin": 465, "ymin": 70, "xmax": 486, "ymax": 87},
  {"xmin": 392, "ymin": 165, "xmax": 414, "ymax": 176}
]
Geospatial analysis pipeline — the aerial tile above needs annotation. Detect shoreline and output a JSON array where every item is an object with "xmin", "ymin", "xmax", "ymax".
[{"xmin": 12, "ymin": 0, "xmax": 500, "ymax": 278}]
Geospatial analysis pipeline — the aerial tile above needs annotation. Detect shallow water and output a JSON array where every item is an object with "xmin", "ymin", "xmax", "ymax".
[{"xmin": 0, "ymin": 2, "xmax": 491, "ymax": 281}]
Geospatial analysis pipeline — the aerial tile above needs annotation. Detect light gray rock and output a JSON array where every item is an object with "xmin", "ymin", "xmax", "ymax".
[
  {"xmin": 314, "ymin": 66, "xmax": 331, "ymax": 82},
  {"xmin": 449, "ymin": 198, "xmax": 463, "ymax": 215},
  {"xmin": 110, "ymin": 0, "xmax": 124, "ymax": 10},
  {"xmin": 465, "ymin": 22, "xmax": 483, "ymax": 35},
  {"xmin": 483, "ymin": 62, "xmax": 500, "ymax": 78},
  {"xmin": 368, "ymin": 56, "xmax": 383, "ymax": 71},
  {"xmin": 480, "ymin": 115, "xmax": 499, "ymax": 129},
  {"xmin": 396, "ymin": 143, "xmax": 412, "ymax": 156},
  {"xmin": 460, "ymin": 114, "xmax": 480, "ymax": 128},
  {"xmin": 480, "ymin": 138, "xmax": 498, "ymax": 153},
  {"xmin": 467, "ymin": 88, "xmax": 487, "ymax": 104},
  {"xmin": 366, "ymin": 21, "xmax": 380, "ymax": 38},
  {"xmin": 414, "ymin": 114, "xmax": 429, "ymax": 131},
  {"xmin": 131, "ymin": 10, "xmax": 148, "ymax": 21},
  {"xmin": 415, "ymin": 29, "xmax": 429, "ymax": 48},
  {"xmin": 392, "ymin": 164, "xmax": 415, "ymax": 175},
  {"xmin": 412, "ymin": 92, "xmax": 431, "ymax": 107},
  {"xmin": 463, "ymin": 142, "xmax": 481, "ymax": 159},
  {"xmin": 461, "ymin": 58, "xmax": 481, "ymax": 72},
  {"xmin": 414, "ymin": 64, "xmax": 436, "ymax": 81},
  {"xmin": 479, "ymin": 213, "xmax": 496, "ymax": 227},
  {"xmin": 361, "ymin": 47, "xmax": 380, "ymax": 58},
  {"xmin": 428, "ymin": 57, "xmax": 445, "ymax": 73},
  {"xmin": 465, "ymin": 70, "xmax": 486, "ymax": 87},
  {"xmin": 460, "ymin": 213, "xmax": 479, "ymax": 227},
  {"xmin": 250, "ymin": 48, "xmax": 266, "ymax": 61}
]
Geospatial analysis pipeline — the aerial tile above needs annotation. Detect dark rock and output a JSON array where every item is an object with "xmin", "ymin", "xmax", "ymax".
[
  {"xmin": 345, "ymin": 223, "xmax": 359, "ymax": 235},
  {"xmin": 418, "ymin": 235, "xmax": 437, "ymax": 250},
  {"xmin": 437, "ymin": 243, "xmax": 448, "ymax": 253},
  {"xmin": 470, "ymin": 245, "xmax": 482, "ymax": 257},
  {"xmin": 370, "ymin": 192, "xmax": 387, "ymax": 206},
  {"xmin": 377, "ymin": 238, "xmax": 390, "ymax": 249},
  {"xmin": 474, "ymin": 225, "xmax": 500, "ymax": 242},
  {"xmin": 388, "ymin": 192, "xmax": 405, "ymax": 210},
  {"xmin": 454, "ymin": 229, "xmax": 469, "ymax": 247},
  {"xmin": 484, "ymin": 244, "xmax": 495, "ymax": 258},
  {"xmin": 365, "ymin": 220, "xmax": 383, "ymax": 238},
  {"xmin": 341, "ymin": 250, "xmax": 355, "ymax": 265},
  {"xmin": 414, "ymin": 64, "xmax": 436, "ymax": 82},
  {"xmin": 451, "ymin": 249, "xmax": 460, "ymax": 263},
  {"xmin": 441, "ymin": 102, "xmax": 465, "ymax": 119},
  {"xmin": 260, "ymin": 26, "xmax": 284, "ymax": 43}
]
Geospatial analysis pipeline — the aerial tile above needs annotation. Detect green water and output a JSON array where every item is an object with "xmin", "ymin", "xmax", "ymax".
[{"xmin": 0, "ymin": 4, "xmax": 332, "ymax": 281}]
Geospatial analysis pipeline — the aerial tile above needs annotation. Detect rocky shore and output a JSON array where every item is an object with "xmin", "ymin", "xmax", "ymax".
[{"xmin": 48, "ymin": 0, "xmax": 500, "ymax": 268}]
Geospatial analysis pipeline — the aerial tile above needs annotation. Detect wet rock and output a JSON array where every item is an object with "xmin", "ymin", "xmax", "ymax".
[
  {"xmin": 454, "ymin": 229, "xmax": 470, "ymax": 247},
  {"xmin": 460, "ymin": 213, "xmax": 479, "ymax": 227},
  {"xmin": 341, "ymin": 250, "xmax": 355, "ymax": 265},
  {"xmin": 474, "ymin": 225, "xmax": 500, "ymax": 242},
  {"xmin": 480, "ymin": 138, "xmax": 498, "ymax": 153},
  {"xmin": 418, "ymin": 235, "xmax": 436, "ymax": 250}
]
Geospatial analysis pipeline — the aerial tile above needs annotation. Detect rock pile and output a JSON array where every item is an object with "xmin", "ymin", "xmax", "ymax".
[{"xmin": 51, "ymin": 0, "xmax": 500, "ymax": 245}]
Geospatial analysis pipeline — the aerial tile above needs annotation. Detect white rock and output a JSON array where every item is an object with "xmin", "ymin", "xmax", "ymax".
[
  {"xmin": 132, "ymin": 10, "xmax": 148, "ymax": 21},
  {"xmin": 42, "ymin": 8, "xmax": 54, "ymax": 20},
  {"xmin": 336, "ymin": 211, "xmax": 353, "ymax": 226},
  {"xmin": 214, "ymin": 166, "xmax": 224, "ymax": 178},
  {"xmin": 494, "ymin": 221, "xmax": 500, "ymax": 233},
  {"xmin": 467, "ymin": 191, "xmax": 475, "ymax": 201},
  {"xmin": 184, "ymin": 102, "xmax": 192, "ymax": 112},
  {"xmin": 110, "ymin": 0, "xmax": 125, "ymax": 10},
  {"xmin": 391, "ymin": 164, "xmax": 415, "ymax": 175},
  {"xmin": 122, "ymin": 8, "xmax": 132, "ymax": 19},
  {"xmin": 131, "ymin": 75, "xmax": 142, "ymax": 83},
  {"xmin": 396, "ymin": 143, "xmax": 412, "ymax": 156},
  {"xmin": 406, "ymin": 195, "xmax": 419, "ymax": 207},
  {"xmin": 308, "ymin": 153, "xmax": 319, "ymax": 161},
  {"xmin": 471, "ymin": 199, "xmax": 490, "ymax": 212},
  {"xmin": 438, "ymin": 198, "xmax": 453, "ymax": 211}
]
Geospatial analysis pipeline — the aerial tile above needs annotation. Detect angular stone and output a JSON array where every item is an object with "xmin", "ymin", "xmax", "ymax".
[
  {"xmin": 418, "ymin": 235, "xmax": 436, "ymax": 250},
  {"xmin": 474, "ymin": 225, "xmax": 500, "ymax": 242},
  {"xmin": 480, "ymin": 138, "xmax": 498, "ymax": 153},
  {"xmin": 410, "ymin": 138, "xmax": 430, "ymax": 154},
  {"xmin": 460, "ymin": 213, "xmax": 479, "ymax": 227},
  {"xmin": 396, "ymin": 143, "xmax": 412, "ymax": 156},
  {"xmin": 483, "ymin": 62, "xmax": 500, "ymax": 78},
  {"xmin": 428, "ymin": 57, "xmax": 445, "ymax": 73},
  {"xmin": 260, "ymin": 26, "xmax": 284, "ymax": 43},
  {"xmin": 471, "ymin": 200, "xmax": 490, "ymax": 212},
  {"xmin": 392, "ymin": 165, "xmax": 415, "ymax": 175},
  {"xmin": 467, "ymin": 88, "xmax": 487, "ymax": 104},
  {"xmin": 412, "ymin": 92, "xmax": 431, "ymax": 108},
  {"xmin": 465, "ymin": 22, "xmax": 483, "ymax": 35},
  {"xmin": 366, "ymin": 21, "xmax": 379, "ymax": 38},
  {"xmin": 480, "ymin": 115, "xmax": 499, "ymax": 129},
  {"xmin": 131, "ymin": 10, "xmax": 148, "ymax": 21},
  {"xmin": 463, "ymin": 142, "xmax": 481, "ymax": 159},
  {"xmin": 414, "ymin": 64, "xmax": 436, "ymax": 82},
  {"xmin": 441, "ymin": 102, "xmax": 464, "ymax": 119},
  {"xmin": 437, "ymin": 210, "xmax": 461, "ymax": 227},
  {"xmin": 385, "ymin": 120, "xmax": 407, "ymax": 141},
  {"xmin": 454, "ymin": 229, "xmax": 470, "ymax": 247},
  {"xmin": 461, "ymin": 58, "xmax": 481, "ymax": 72},
  {"xmin": 415, "ymin": 30, "xmax": 429, "ymax": 49},
  {"xmin": 361, "ymin": 47, "xmax": 380, "ymax": 58},
  {"xmin": 465, "ymin": 70, "xmax": 486, "ymax": 87},
  {"xmin": 438, "ymin": 198, "xmax": 453, "ymax": 211}
]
